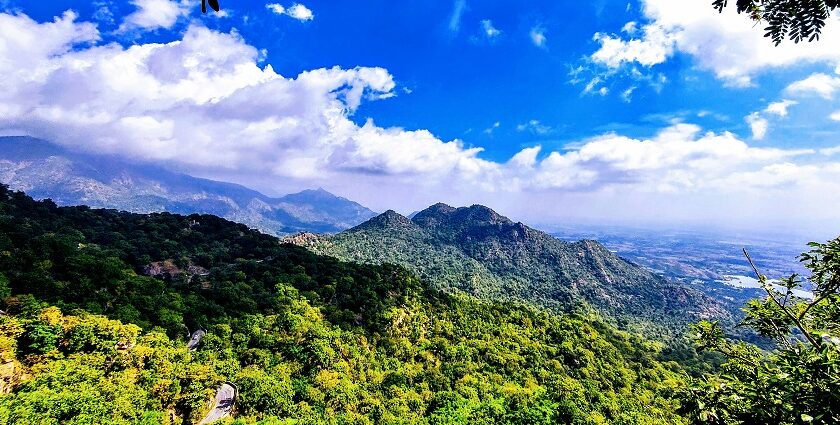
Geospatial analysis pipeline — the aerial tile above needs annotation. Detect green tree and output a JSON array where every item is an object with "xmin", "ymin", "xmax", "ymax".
[
  {"xmin": 680, "ymin": 237, "xmax": 840, "ymax": 424},
  {"xmin": 713, "ymin": 0, "xmax": 840, "ymax": 44}
]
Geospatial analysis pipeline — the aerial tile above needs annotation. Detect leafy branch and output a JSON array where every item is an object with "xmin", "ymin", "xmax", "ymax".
[
  {"xmin": 743, "ymin": 248, "xmax": 820, "ymax": 348},
  {"xmin": 712, "ymin": 0, "xmax": 840, "ymax": 45},
  {"xmin": 201, "ymin": 0, "xmax": 220, "ymax": 14}
]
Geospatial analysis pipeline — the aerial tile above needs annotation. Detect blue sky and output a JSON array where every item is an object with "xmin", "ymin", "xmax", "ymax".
[{"xmin": 2, "ymin": 0, "xmax": 840, "ymax": 235}]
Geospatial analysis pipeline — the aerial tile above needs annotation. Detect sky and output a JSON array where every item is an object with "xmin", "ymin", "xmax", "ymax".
[{"xmin": 1, "ymin": 0, "xmax": 840, "ymax": 237}]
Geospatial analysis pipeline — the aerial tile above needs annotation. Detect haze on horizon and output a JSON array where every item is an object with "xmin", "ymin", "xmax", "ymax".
[{"xmin": 2, "ymin": 0, "xmax": 840, "ymax": 238}]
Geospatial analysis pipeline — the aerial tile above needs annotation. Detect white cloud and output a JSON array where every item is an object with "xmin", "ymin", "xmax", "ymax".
[
  {"xmin": 591, "ymin": 24, "xmax": 675, "ymax": 68},
  {"xmin": 820, "ymin": 145, "xmax": 840, "ymax": 155},
  {"xmin": 449, "ymin": 0, "xmax": 467, "ymax": 33},
  {"xmin": 621, "ymin": 21, "xmax": 638, "ymax": 34},
  {"xmin": 580, "ymin": 76, "xmax": 613, "ymax": 97},
  {"xmin": 764, "ymin": 100, "xmax": 797, "ymax": 117},
  {"xmin": 516, "ymin": 120, "xmax": 551, "ymax": 135},
  {"xmin": 745, "ymin": 112, "xmax": 768, "ymax": 140},
  {"xmin": 286, "ymin": 4, "xmax": 313, "ymax": 21},
  {"xmin": 831, "ymin": 111, "xmax": 840, "ymax": 121},
  {"xmin": 785, "ymin": 73, "xmax": 840, "ymax": 99},
  {"xmin": 590, "ymin": 0, "xmax": 840, "ymax": 86},
  {"xmin": 481, "ymin": 19, "xmax": 500, "ymax": 39},
  {"xmin": 483, "ymin": 121, "xmax": 500, "ymax": 135},
  {"xmin": 740, "ymin": 99, "xmax": 797, "ymax": 142},
  {"xmin": 266, "ymin": 3, "xmax": 285, "ymax": 14},
  {"xmin": 530, "ymin": 25, "xmax": 546, "ymax": 47},
  {"xmin": 621, "ymin": 86, "xmax": 636, "ymax": 102},
  {"xmin": 266, "ymin": 3, "xmax": 313, "ymax": 21},
  {"xmin": 118, "ymin": 0, "xmax": 189, "ymax": 32}
]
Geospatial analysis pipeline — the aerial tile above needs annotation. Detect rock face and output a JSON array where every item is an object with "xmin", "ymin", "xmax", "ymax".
[
  {"xmin": 0, "ymin": 136, "xmax": 377, "ymax": 235},
  {"xmin": 0, "ymin": 361, "xmax": 21, "ymax": 394},
  {"xmin": 294, "ymin": 204, "xmax": 734, "ymax": 334},
  {"xmin": 144, "ymin": 260, "xmax": 209, "ymax": 285}
]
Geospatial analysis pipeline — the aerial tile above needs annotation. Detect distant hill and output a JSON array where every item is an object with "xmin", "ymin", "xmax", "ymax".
[
  {"xmin": 290, "ymin": 203, "xmax": 735, "ymax": 335},
  {"xmin": 0, "ymin": 136, "xmax": 376, "ymax": 234}
]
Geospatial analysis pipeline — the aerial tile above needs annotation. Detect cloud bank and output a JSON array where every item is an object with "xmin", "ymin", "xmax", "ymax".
[
  {"xmin": 590, "ymin": 0, "xmax": 840, "ymax": 87},
  {"xmin": 119, "ymin": 0, "xmax": 190, "ymax": 32}
]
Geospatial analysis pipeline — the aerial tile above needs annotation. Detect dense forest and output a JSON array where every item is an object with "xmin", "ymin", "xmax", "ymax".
[
  {"xmin": 295, "ymin": 204, "xmax": 734, "ymax": 342},
  {"xmin": 0, "ymin": 185, "xmax": 836, "ymax": 424},
  {"xmin": 0, "ymin": 185, "xmax": 686, "ymax": 423}
]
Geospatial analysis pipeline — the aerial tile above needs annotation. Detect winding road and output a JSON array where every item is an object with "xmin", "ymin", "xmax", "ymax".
[
  {"xmin": 186, "ymin": 330, "xmax": 237, "ymax": 424},
  {"xmin": 197, "ymin": 382, "xmax": 237, "ymax": 424},
  {"xmin": 187, "ymin": 329, "xmax": 205, "ymax": 351}
]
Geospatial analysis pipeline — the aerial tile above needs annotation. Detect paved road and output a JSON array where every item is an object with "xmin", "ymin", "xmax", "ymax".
[
  {"xmin": 187, "ymin": 329, "xmax": 205, "ymax": 351},
  {"xmin": 198, "ymin": 382, "xmax": 236, "ymax": 425}
]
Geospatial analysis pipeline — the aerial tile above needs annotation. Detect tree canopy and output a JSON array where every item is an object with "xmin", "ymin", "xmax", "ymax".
[
  {"xmin": 201, "ymin": 0, "xmax": 220, "ymax": 14},
  {"xmin": 680, "ymin": 238, "xmax": 840, "ymax": 424},
  {"xmin": 713, "ymin": 0, "xmax": 840, "ymax": 44}
]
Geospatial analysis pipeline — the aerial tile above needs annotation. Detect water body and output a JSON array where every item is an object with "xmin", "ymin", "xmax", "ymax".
[{"xmin": 719, "ymin": 275, "xmax": 813, "ymax": 299}]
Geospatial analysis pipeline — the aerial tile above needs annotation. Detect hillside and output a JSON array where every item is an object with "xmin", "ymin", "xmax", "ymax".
[
  {"xmin": 0, "ymin": 136, "xmax": 376, "ymax": 234},
  {"xmin": 293, "ymin": 204, "xmax": 734, "ymax": 336},
  {"xmin": 0, "ymin": 185, "xmax": 689, "ymax": 424}
]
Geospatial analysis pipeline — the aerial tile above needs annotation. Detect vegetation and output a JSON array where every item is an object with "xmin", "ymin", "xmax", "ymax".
[
  {"xmin": 297, "ymin": 205, "xmax": 733, "ymax": 345},
  {"xmin": 0, "ymin": 185, "xmax": 688, "ymax": 424},
  {"xmin": 202, "ymin": 0, "xmax": 220, "ymax": 14},
  {"xmin": 2, "ymin": 183, "xmax": 837, "ymax": 424},
  {"xmin": 712, "ymin": 0, "xmax": 840, "ymax": 44},
  {"xmin": 680, "ymin": 239, "xmax": 840, "ymax": 424}
]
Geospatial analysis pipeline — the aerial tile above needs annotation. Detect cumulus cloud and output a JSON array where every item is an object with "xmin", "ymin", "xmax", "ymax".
[
  {"xmin": 480, "ymin": 19, "xmax": 500, "ymax": 39},
  {"xmin": 590, "ymin": 0, "xmax": 840, "ymax": 86},
  {"xmin": 530, "ymin": 25, "xmax": 547, "ymax": 47},
  {"xmin": 266, "ymin": 3, "xmax": 313, "ymax": 21},
  {"xmin": 764, "ymin": 100, "xmax": 797, "ymax": 117},
  {"xmin": 745, "ymin": 112, "xmax": 768, "ymax": 140},
  {"xmin": 831, "ymin": 111, "xmax": 840, "ymax": 121},
  {"xmin": 118, "ymin": 0, "xmax": 189, "ymax": 32},
  {"xmin": 285, "ymin": 4, "xmax": 314, "ymax": 21},
  {"xmin": 0, "ymin": 11, "xmax": 492, "ymax": 186},
  {"xmin": 786, "ymin": 72, "xmax": 840, "ymax": 99},
  {"xmin": 482, "ymin": 123, "xmax": 824, "ymax": 203},
  {"xmin": 591, "ymin": 24, "xmax": 675, "ymax": 68}
]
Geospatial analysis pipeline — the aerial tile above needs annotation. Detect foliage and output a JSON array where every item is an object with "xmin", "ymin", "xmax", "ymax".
[
  {"xmin": 298, "ymin": 206, "xmax": 735, "ymax": 364},
  {"xmin": 0, "ymin": 185, "xmax": 688, "ymax": 423},
  {"xmin": 712, "ymin": 0, "xmax": 840, "ymax": 44},
  {"xmin": 679, "ymin": 238, "xmax": 840, "ymax": 424}
]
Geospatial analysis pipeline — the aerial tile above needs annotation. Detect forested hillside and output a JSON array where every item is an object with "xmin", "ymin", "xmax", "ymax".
[
  {"xmin": 0, "ymin": 185, "xmax": 689, "ymax": 424},
  {"xmin": 291, "ymin": 204, "xmax": 734, "ymax": 339}
]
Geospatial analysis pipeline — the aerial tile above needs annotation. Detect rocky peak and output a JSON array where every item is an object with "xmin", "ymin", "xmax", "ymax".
[
  {"xmin": 352, "ymin": 210, "xmax": 417, "ymax": 232},
  {"xmin": 411, "ymin": 203, "xmax": 456, "ymax": 227},
  {"xmin": 457, "ymin": 205, "xmax": 511, "ymax": 226}
]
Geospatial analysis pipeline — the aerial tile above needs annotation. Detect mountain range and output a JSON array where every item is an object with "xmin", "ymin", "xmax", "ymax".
[
  {"xmin": 0, "ymin": 135, "xmax": 735, "ymax": 335},
  {"xmin": 289, "ymin": 203, "xmax": 735, "ymax": 335},
  {"xmin": 0, "ymin": 136, "xmax": 376, "ymax": 234}
]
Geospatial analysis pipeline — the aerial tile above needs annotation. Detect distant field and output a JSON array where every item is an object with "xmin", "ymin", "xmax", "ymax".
[{"xmin": 551, "ymin": 225, "xmax": 818, "ymax": 305}]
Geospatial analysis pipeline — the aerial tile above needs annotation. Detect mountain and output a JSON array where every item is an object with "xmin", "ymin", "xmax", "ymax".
[
  {"xmin": 0, "ymin": 185, "xmax": 688, "ymax": 423},
  {"xmin": 0, "ymin": 136, "xmax": 376, "ymax": 234},
  {"xmin": 292, "ymin": 203, "xmax": 734, "ymax": 335}
]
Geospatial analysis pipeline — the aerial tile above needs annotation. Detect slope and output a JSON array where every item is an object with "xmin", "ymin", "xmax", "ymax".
[
  {"xmin": 0, "ymin": 136, "xmax": 376, "ymax": 234},
  {"xmin": 296, "ymin": 203, "xmax": 734, "ymax": 336},
  {"xmin": 0, "ymin": 185, "xmax": 688, "ymax": 424}
]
